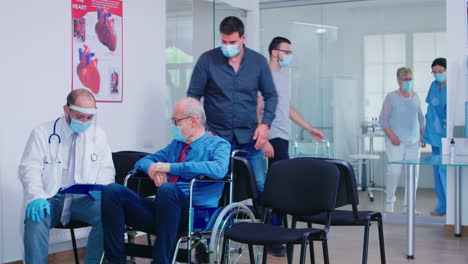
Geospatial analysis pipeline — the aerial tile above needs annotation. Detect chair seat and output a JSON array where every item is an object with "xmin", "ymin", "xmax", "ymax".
[
  {"xmin": 224, "ymin": 222, "xmax": 325, "ymax": 245},
  {"xmin": 296, "ymin": 210, "xmax": 382, "ymax": 226}
]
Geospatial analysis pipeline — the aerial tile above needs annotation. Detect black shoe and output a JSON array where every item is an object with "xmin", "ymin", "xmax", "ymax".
[
  {"xmin": 195, "ymin": 243, "xmax": 209, "ymax": 264},
  {"xmin": 268, "ymin": 244, "xmax": 286, "ymax": 257}
]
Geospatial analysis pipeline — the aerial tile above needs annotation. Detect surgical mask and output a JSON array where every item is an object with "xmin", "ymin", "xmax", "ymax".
[
  {"xmin": 171, "ymin": 125, "xmax": 187, "ymax": 142},
  {"xmin": 221, "ymin": 44, "xmax": 240, "ymax": 58},
  {"xmin": 434, "ymin": 73, "xmax": 446, "ymax": 83},
  {"xmin": 279, "ymin": 55, "xmax": 293, "ymax": 68},
  {"xmin": 69, "ymin": 118, "xmax": 91, "ymax": 133},
  {"xmin": 401, "ymin": 81, "xmax": 413, "ymax": 91}
]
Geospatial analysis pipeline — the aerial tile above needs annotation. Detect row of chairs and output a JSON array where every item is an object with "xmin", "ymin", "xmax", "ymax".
[
  {"xmin": 221, "ymin": 157, "xmax": 386, "ymax": 264},
  {"xmin": 56, "ymin": 151, "xmax": 386, "ymax": 264}
]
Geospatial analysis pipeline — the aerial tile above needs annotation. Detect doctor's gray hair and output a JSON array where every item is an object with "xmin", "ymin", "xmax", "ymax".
[
  {"xmin": 183, "ymin": 98, "xmax": 206, "ymax": 127},
  {"xmin": 396, "ymin": 67, "xmax": 412, "ymax": 80}
]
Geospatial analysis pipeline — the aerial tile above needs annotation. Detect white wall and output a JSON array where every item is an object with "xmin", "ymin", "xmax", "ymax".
[{"xmin": 0, "ymin": 0, "xmax": 168, "ymax": 262}]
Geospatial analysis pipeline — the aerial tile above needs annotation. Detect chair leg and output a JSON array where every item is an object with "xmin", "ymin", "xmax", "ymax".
[
  {"xmin": 362, "ymin": 223, "xmax": 370, "ymax": 264},
  {"xmin": 283, "ymin": 214, "xmax": 289, "ymax": 228},
  {"xmin": 69, "ymin": 228, "xmax": 79, "ymax": 264},
  {"xmin": 309, "ymin": 241, "xmax": 315, "ymax": 264},
  {"xmin": 286, "ymin": 244, "xmax": 294, "ymax": 264},
  {"xmin": 299, "ymin": 241, "xmax": 307, "ymax": 264},
  {"xmin": 262, "ymin": 245, "xmax": 269, "ymax": 264},
  {"xmin": 147, "ymin": 234, "xmax": 152, "ymax": 245},
  {"xmin": 249, "ymin": 245, "xmax": 256, "ymax": 264},
  {"xmin": 322, "ymin": 239, "xmax": 329, "ymax": 264},
  {"xmin": 377, "ymin": 218, "xmax": 386, "ymax": 264}
]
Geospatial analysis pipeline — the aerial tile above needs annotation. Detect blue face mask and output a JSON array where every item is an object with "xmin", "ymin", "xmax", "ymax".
[
  {"xmin": 434, "ymin": 73, "xmax": 446, "ymax": 83},
  {"xmin": 69, "ymin": 119, "xmax": 91, "ymax": 133},
  {"xmin": 221, "ymin": 44, "xmax": 240, "ymax": 58},
  {"xmin": 401, "ymin": 81, "xmax": 413, "ymax": 91},
  {"xmin": 170, "ymin": 125, "xmax": 187, "ymax": 142},
  {"xmin": 279, "ymin": 55, "xmax": 293, "ymax": 68}
]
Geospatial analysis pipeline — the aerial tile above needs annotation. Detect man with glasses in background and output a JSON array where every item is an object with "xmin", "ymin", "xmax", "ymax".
[{"xmin": 257, "ymin": 36, "xmax": 325, "ymax": 257}]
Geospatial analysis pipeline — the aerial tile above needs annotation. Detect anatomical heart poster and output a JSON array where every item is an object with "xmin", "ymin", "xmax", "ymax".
[{"xmin": 72, "ymin": 0, "xmax": 123, "ymax": 102}]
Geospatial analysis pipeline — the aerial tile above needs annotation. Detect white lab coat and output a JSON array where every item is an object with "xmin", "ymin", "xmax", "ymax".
[{"xmin": 19, "ymin": 116, "xmax": 115, "ymax": 205}]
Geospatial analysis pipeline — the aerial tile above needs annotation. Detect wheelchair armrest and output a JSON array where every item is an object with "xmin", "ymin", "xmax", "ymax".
[
  {"xmin": 194, "ymin": 174, "xmax": 231, "ymax": 182},
  {"xmin": 231, "ymin": 149, "xmax": 248, "ymax": 158},
  {"xmin": 123, "ymin": 170, "xmax": 150, "ymax": 187}
]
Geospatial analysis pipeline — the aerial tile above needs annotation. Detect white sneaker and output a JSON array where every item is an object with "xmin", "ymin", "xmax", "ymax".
[
  {"xmin": 402, "ymin": 206, "xmax": 421, "ymax": 215},
  {"xmin": 384, "ymin": 202, "xmax": 394, "ymax": 213}
]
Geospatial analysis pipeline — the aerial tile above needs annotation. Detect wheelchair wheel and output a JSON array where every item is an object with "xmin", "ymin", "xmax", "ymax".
[{"xmin": 208, "ymin": 202, "xmax": 257, "ymax": 264}]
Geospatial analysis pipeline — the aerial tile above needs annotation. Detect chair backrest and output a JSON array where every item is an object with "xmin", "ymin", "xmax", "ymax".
[
  {"xmin": 231, "ymin": 156, "xmax": 261, "ymax": 214},
  {"xmin": 322, "ymin": 158, "xmax": 360, "ymax": 208},
  {"xmin": 263, "ymin": 158, "xmax": 340, "ymax": 217},
  {"xmin": 112, "ymin": 151, "xmax": 156, "ymax": 197}
]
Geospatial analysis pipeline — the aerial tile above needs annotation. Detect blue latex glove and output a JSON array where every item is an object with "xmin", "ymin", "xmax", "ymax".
[{"xmin": 26, "ymin": 198, "xmax": 51, "ymax": 223}]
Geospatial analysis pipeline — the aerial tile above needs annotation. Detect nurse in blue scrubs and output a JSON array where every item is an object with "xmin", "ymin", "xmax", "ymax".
[{"xmin": 423, "ymin": 57, "xmax": 447, "ymax": 216}]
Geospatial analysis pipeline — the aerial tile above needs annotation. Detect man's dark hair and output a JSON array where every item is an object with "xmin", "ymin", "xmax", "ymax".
[
  {"xmin": 268, "ymin": 36, "xmax": 291, "ymax": 56},
  {"xmin": 66, "ymin": 89, "xmax": 96, "ymax": 106},
  {"xmin": 219, "ymin": 16, "xmax": 244, "ymax": 37},
  {"xmin": 431, "ymin": 57, "xmax": 447, "ymax": 69}
]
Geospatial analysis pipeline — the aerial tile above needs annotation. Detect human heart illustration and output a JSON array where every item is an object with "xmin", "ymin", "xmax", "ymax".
[
  {"xmin": 77, "ymin": 45, "xmax": 100, "ymax": 94},
  {"xmin": 95, "ymin": 8, "xmax": 117, "ymax": 51}
]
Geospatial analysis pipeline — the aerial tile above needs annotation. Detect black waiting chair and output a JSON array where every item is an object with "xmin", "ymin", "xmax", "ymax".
[
  {"xmin": 292, "ymin": 158, "xmax": 386, "ymax": 264},
  {"xmin": 231, "ymin": 156, "xmax": 263, "ymax": 218},
  {"xmin": 54, "ymin": 220, "xmax": 91, "ymax": 264},
  {"xmin": 50, "ymin": 151, "xmax": 151, "ymax": 264},
  {"xmin": 220, "ymin": 158, "xmax": 340, "ymax": 264},
  {"xmin": 111, "ymin": 150, "xmax": 154, "ymax": 261}
]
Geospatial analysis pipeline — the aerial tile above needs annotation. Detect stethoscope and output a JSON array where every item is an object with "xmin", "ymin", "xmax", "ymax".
[{"xmin": 47, "ymin": 117, "xmax": 99, "ymax": 164}]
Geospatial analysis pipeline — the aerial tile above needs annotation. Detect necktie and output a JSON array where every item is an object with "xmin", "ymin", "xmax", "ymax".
[
  {"xmin": 169, "ymin": 143, "xmax": 190, "ymax": 183},
  {"xmin": 61, "ymin": 133, "xmax": 77, "ymax": 225}
]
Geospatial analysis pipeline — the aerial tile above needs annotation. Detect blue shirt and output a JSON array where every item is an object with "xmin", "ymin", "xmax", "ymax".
[
  {"xmin": 134, "ymin": 132, "xmax": 231, "ymax": 207},
  {"xmin": 187, "ymin": 46, "xmax": 278, "ymax": 144},
  {"xmin": 379, "ymin": 91, "xmax": 424, "ymax": 145},
  {"xmin": 423, "ymin": 81, "xmax": 447, "ymax": 148}
]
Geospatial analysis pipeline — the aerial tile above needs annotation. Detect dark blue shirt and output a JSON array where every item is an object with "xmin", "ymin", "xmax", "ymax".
[
  {"xmin": 134, "ymin": 132, "xmax": 231, "ymax": 207},
  {"xmin": 187, "ymin": 46, "xmax": 278, "ymax": 144}
]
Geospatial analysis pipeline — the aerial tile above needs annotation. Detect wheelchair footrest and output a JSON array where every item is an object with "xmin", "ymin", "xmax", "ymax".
[{"xmin": 125, "ymin": 243, "xmax": 153, "ymax": 259}]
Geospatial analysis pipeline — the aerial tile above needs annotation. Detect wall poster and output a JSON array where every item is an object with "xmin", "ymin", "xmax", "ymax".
[{"xmin": 72, "ymin": 0, "xmax": 123, "ymax": 102}]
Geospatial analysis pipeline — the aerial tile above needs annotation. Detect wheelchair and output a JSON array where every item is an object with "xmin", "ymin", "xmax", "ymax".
[{"xmin": 121, "ymin": 149, "xmax": 259, "ymax": 264}]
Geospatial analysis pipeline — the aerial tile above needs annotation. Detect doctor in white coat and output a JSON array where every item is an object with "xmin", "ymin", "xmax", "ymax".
[{"xmin": 19, "ymin": 89, "xmax": 115, "ymax": 264}]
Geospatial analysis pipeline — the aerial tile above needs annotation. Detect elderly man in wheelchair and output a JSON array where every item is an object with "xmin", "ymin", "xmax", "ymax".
[{"xmin": 101, "ymin": 98, "xmax": 244, "ymax": 264}]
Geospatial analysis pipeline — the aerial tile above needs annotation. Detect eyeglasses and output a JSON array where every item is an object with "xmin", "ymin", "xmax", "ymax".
[
  {"xmin": 400, "ymin": 78, "xmax": 414, "ymax": 82},
  {"xmin": 171, "ymin": 116, "xmax": 192, "ymax": 126},
  {"xmin": 431, "ymin": 71, "xmax": 446, "ymax": 75},
  {"xmin": 275, "ymin": 49, "xmax": 293, "ymax": 55}
]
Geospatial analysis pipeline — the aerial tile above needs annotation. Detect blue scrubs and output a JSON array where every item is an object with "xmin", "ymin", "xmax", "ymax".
[{"xmin": 423, "ymin": 80, "xmax": 447, "ymax": 214}]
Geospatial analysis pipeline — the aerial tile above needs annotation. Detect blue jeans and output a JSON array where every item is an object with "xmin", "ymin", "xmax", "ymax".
[
  {"xmin": 102, "ymin": 183, "xmax": 189, "ymax": 264},
  {"xmin": 268, "ymin": 138, "xmax": 290, "ymax": 226},
  {"xmin": 432, "ymin": 146, "xmax": 447, "ymax": 214},
  {"xmin": 231, "ymin": 141, "xmax": 266, "ymax": 193},
  {"xmin": 23, "ymin": 193, "xmax": 103, "ymax": 264}
]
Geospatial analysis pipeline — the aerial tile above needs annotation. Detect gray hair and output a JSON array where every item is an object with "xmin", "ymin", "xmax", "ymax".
[
  {"xmin": 183, "ymin": 98, "xmax": 206, "ymax": 127},
  {"xmin": 397, "ymin": 67, "xmax": 412, "ymax": 79}
]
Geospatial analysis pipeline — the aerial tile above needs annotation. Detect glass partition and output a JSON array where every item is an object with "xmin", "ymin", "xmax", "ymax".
[{"xmin": 260, "ymin": 0, "xmax": 446, "ymax": 217}]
